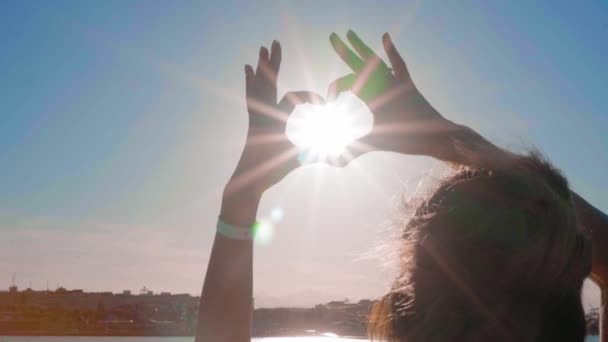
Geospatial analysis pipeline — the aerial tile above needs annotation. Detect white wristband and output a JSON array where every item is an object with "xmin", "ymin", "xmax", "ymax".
[{"xmin": 217, "ymin": 218, "xmax": 254, "ymax": 240}]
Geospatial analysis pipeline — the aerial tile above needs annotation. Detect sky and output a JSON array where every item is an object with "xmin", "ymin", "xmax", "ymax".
[{"xmin": 0, "ymin": 0, "xmax": 607, "ymax": 308}]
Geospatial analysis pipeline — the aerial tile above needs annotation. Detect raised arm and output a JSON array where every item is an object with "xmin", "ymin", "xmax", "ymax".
[
  {"xmin": 572, "ymin": 193, "xmax": 608, "ymax": 341},
  {"xmin": 329, "ymin": 30, "xmax": 608, "ymax": 341},
  {"xmin": 196, "ymin": 41, "xmax": 323, "ymax": 342},
  {"xmin": 327, "ymin": 30, "xmax": 516, "ymax": 169}
]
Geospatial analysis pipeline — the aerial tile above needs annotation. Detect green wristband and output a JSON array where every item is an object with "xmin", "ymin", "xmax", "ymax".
[{"xmin": 217, "ymin": 218, "xmax": 254, "ymax": 240}]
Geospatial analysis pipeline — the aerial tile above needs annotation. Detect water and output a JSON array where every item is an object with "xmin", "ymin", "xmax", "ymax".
[
  {"xmin": 0, "ymin": 337, "xmax": 600, "ymax": 342},
  {"xmin": 0, "ymin": 338, "xmax": 364, "ymax": 342},
  {"xmin": 0, "ymin": 338, "xmax": 362, "ymax": 342}
]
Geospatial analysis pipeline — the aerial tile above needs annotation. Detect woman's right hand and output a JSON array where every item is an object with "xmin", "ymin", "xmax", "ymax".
[
  {"xmin": 221, "ymin": 41, "xmax": 323, "ymax": 227},
  {"xmin": 328, "ymin": 31, "xmax": 463, "ymax": 163}
]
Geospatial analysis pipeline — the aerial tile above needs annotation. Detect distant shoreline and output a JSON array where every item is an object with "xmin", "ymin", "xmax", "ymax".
[{"xmin": 0, "ymin": 288, "xmax": 600, "ymax": 337}]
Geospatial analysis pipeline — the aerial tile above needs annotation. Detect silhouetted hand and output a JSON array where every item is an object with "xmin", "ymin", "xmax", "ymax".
[
  {"xmin": 328, "ymin": 30, "xmax": 461, "ymax": 162},
  {"xmin": 227, "ymin": 41, "xmax": 324, "ymax": 198}
]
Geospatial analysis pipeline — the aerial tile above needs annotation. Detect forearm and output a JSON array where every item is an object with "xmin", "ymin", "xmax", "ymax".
[
  {"xmin": 422, "ymin": 120, "xmax": 517, "ymax": 168},
  {"xmin": 572, "ymin": 192, "xmax": 608, "ymax": 287},
  {"xmin": 573, "ymin": 192, "xmax": 608, "ymax": 243},
  {"xmin": 602, "ymin": 289, "xmax": 608, "ymax": 342},
  {"xmin": 196, "ymin": 185, "xmax": 260, "ymax": 342},
  {"xmin": 381, "ymin": 92, "xmax": 517, "ymax": 168}
]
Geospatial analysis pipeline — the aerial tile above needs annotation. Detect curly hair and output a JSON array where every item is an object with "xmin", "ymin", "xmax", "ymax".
[{"xmin": 368, "ymin": 153, "xmax": 591, "ymax": 341}]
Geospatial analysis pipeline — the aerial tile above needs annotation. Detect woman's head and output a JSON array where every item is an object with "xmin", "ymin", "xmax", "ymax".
[{"xmin": 369, "ymin": 153, "xmax": 591, "ymax": 341}]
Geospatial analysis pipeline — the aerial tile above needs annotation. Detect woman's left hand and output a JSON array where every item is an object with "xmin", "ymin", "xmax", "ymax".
[{"xmin": 327, "ymin": 31, "xmax": 462, "ymax": 164}]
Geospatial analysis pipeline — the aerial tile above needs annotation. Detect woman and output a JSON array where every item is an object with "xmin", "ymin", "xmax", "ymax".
[{"xmin": 196, "ymin": 31, "xmax": 608, "ymax": 341}]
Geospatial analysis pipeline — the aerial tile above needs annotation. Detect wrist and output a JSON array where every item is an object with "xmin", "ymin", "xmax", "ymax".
[
  {"xmin": 441, "ymin": 123, "xmax": 515, "ymax": 167},
  {"xmin": 435, "ymin": 123, "xmax": 475, "ymax": 164},
  {"xmin": 220, "ymin": 181, "xmax": 262, "ymax": 228}
]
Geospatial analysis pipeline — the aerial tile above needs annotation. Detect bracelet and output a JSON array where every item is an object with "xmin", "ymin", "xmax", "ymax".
[{"xmin": 217, "ymin": 218, "xmax": 254, "ymax": 240}]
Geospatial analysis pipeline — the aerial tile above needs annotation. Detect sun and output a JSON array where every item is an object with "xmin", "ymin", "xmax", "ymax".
[
  {"xmin": 293, "ymin": 101, "xmax": 354, "ymax": 155},
  {"xmin": 287, "ymin": 94, "xmax": 371, "ymax": 161}
]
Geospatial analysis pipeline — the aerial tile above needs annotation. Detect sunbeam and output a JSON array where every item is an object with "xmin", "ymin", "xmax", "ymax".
[{"xmin": 287, "ymin": 93, "xmax": 371, "ymax": 161}]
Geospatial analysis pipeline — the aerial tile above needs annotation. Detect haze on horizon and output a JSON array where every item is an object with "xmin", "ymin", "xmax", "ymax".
[{"xmin": 0, "ymin": 0, "xmax": 606, "ymax": 309}]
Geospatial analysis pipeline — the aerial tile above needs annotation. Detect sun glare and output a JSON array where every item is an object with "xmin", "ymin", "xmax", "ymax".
[
  {"xmin": 287, "ymin": 94, "xmax": 371, "ymax": 161},
  {"xmin": 253, "ymin": 219, "xmax": 274, "ymax": 245}
]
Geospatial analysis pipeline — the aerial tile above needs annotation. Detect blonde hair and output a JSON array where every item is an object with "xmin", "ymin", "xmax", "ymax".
[{"xmin": 369, "ymin": 154, "xmax": 591, "ymax": 341}]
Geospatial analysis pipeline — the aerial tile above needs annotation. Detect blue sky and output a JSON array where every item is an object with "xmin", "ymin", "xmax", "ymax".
[{"xmin": 0, "ymin": 1, "xmax": 606, "ymax": 307}]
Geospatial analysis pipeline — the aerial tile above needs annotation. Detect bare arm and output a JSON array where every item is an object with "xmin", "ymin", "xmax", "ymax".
[
  {"xmin": 604, "ymin": 290, "xmax": 608, "ymax": 342},
  {"xmin": 196, "ymin": 189, "xmax": 258, "ymax": 342},
  {"xmin": 330, "ymin": 30, "xmax": 608, "ymax": 339},
  {"xmin": 572, "ymin": 192, "xmax": 608, "ymax": 286},
  {"xmin": 572, "ymin": 192, "xmax": 608, "ymax": 341},
  {"xmin": 327, "ymin": 30, "xmax": 516, "ymax": 168},
  {"xmin": 196, "ymin": 41, "xmax": 323, "ymax": 342}
]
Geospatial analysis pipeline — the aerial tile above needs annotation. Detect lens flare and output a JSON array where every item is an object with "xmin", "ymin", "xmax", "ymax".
[
  {"xmin": 253, "ymin": 219, "xmax": 274, "ymax": 245},
  {"xmin": 270, "ymin": 207, "xmax": 284, "ymax": 222},
  {"xmin": 287, "ymin": 94, "xmax": 371, "ymax": 161}
]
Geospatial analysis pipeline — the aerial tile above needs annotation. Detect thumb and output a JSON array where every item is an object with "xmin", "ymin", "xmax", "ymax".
[
  {"xmin": 322, "ymin": 137, "xmax": 375, "ymax": 168},
  {"xmin": 278, "ymin": 91, "xmax": 325, "ymax": 114},
  {"xmin": 328, "ymin": 74, "xmax": 356, "ymax": 100}
]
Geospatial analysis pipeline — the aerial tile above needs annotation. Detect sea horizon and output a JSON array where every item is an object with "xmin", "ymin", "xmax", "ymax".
[{"xmin": 0, "ymin": 336, "xmax": 600, "ymax": 341}]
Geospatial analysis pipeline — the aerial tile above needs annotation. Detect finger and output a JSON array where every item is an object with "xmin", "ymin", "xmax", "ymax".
[
  {"xmin": 278, "ymin": 91, "xmax": 325, "ymax": 114},
  {"xmin": 255, "ymin": 45, "xmax": 277, "ymax": 100},
  {"xmin": 347, "ymin": 30, "xmax": 385, "ymax": 65},
  {"xmin": 347, "ymin": 30, "xmax": 389, "ymax": 76},
  {"xmin": 325, "ymin": 138, "xmax": 375, "ymax": 168},
  {"xmin": 255, "ymin": 46, "xmax": 270, "ymax": 77},
  {"xmin": 244, "ymin": 64, "xmax": 254, "ymax": 91},
  {"xmin": 330, "ymin": 33, "xmax": 365, "ymax": 72},
  {"xmin": 269, "ymin": 40, "xmax": 282, "ymax": 76},
  {"xmin": 328, "ymin": 74, "xmax": 356, "ymax": 100},
  {"xmin": 382, "ymin": 33, "xmax": 411, "ymax": 81}
]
